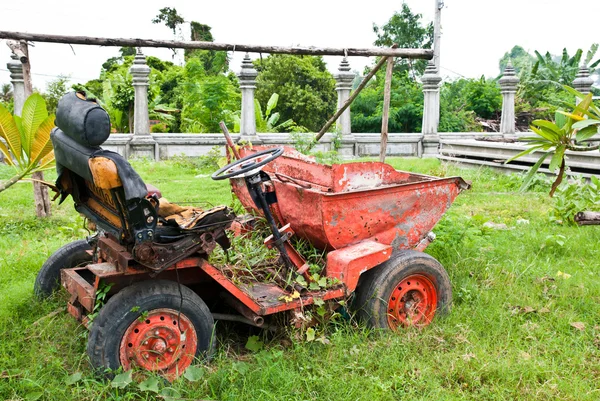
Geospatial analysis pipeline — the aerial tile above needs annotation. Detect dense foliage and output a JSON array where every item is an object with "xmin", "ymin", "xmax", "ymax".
[{"xmin": 254, "ymin": 55, "xmax": 336, "ymax": 132}]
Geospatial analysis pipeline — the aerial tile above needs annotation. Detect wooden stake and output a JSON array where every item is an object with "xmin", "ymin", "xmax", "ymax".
[
  {"xmin": 12, "ymin": 41, "xmax": 51, "ymax": 217},
  {"xmin": 0, "ymin": 30, "xmax": 433, "ymax": 59},
  {"xmin": 315, "ymin": 55, "xmax": 390, "ymax": 142},
  {"xmin": 379, "ymin": 56, "xmax": 395, "ymax": 163}
]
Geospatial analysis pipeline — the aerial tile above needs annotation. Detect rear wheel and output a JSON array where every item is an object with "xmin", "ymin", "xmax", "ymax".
[
  {"xmin": 353, "ymin": 250, "xmax": 452, "ymax": 329},
  {"xmin": 87, "ymin": 280, "xmax": 214, "ymax": 381},
  {"xmin": 34, "ymin": 239, "xmax": 93, "ymax": 299}
]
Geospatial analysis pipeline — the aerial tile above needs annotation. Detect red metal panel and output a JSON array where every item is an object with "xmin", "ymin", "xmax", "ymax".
[
  {"xmin": 61, "ymin": 268, "xmax": 95, "ymax": 312},
  {"xmin": 326, "ymin": 240, "xmax": 393, "ymax": 292}
]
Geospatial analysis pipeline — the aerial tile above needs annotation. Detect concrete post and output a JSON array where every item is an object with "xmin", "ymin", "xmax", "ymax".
[
  {"xmin": 498, "ymin": 63, "xmax": 520, "ymax": 137},
  {"xmin": 7, "ymin": 54, "xmax": 25, "ymax": 116},
  {"xmin": 334, "ymin": 58, "xmax": 354, "ymax": 138},
  {"xmin": 128, "ymin": 48, "xmax": 156, "ymax": 159},
  {"xmin": 573, "ymin": 64, "xmax": 594, "ymax": 101},
  {"xmin": 238, "ymin": 53, "xmax": 260, "ymax": 143},
  {"xmin": 421, "ymin": 61, "xmax": 442, "ymax": 157}
]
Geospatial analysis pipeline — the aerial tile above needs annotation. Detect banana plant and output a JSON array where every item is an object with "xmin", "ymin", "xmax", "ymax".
[
  {"xmin": 507, "ymin": 86, "xmax": 600, "ymax": 196},
  {"xmin": 0, "ymin": 94, "xmax": 55, "ymax": 193},
  {"xmin": 255, "ymin": 93, "xmax": 295, "ymax": 133}
]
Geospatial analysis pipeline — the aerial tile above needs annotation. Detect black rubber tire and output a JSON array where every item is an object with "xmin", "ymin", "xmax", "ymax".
[
  {"xmin": 353, "ymin": 250, "xmax": 452, "ymax": 329},
  {"xmin": 34, "ymin": 239, "xmax": 93, "ymax": 299},
  {"xmin": 87, "ymin": 280, "xmax": 215, "ymax": 376}
]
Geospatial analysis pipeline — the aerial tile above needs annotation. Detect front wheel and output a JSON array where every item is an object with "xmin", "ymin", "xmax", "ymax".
[
  {"xmin": 353, "ymin": 250, "xmax": 452, "ymax": 329},
  {"xmin": 87, "ymin": 280, "xmax": 215, "ymax": 380}
]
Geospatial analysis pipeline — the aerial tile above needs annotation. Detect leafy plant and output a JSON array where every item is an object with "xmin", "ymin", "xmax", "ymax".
[
  {"xmin": 507, "ymin": 86, "xmax": 600, "ymax": 196},
  {"xmin": 0, "ymin": 94, "xmax": 55, "ymax": 193},
  {"xmin": 550, "ymin": 176, "xmax": 600, "ymax": 224}
]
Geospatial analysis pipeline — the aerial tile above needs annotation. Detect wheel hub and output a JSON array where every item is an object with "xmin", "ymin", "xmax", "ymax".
[
  {"xmin": 387, "ymin": 274, "xmax": 437, "ymax": 329},
  {"xmin": 119, "ymin": 308, "xmax": 197, "ymax": 379}
]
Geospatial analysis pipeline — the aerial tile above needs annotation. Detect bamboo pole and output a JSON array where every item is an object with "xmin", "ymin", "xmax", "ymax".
[
  {"xmin": 379, "ymin": 56, "xmax": 395, "ymax": 163},
  {"xmin": 0, "ymin": 31, "xmax": 433, "ymax": 59},
  {"xmin": 315, "ymin": 55, "xmax": 391, "ymax": 142}
]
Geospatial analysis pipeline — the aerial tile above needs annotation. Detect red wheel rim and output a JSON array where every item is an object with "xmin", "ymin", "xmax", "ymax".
[
  {"xmin": 387, "ymin": 274, "xmax": 437, "ymax": 329},
  {"xmin": 119, "ymin": 308, "xmax": 198, "ymax": 380}
]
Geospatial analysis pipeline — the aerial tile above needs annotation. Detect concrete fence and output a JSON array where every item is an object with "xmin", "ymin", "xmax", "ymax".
[{"xmin": 4, "ymin": 49, "xmax": 598, "ymax": 166}]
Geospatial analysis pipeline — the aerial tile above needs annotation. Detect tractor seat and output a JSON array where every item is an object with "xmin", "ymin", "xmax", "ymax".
[{"xmin": 51, "ymin": 91, "xmax": 235, "ymax": 269}]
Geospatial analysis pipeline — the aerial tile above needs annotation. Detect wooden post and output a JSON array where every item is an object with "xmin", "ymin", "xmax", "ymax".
[
  {"xmin": 13, "ymin": 41, "xmax": 51, "ymax": 217},
  {"xmin": 379, "ymin": 57, "xmax": 395, "ymax": 163},
  {"xmin": 315, "ymin": 55, "xmax": 390, "ymax": 142}
]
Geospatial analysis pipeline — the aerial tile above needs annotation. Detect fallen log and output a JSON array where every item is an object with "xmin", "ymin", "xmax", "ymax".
[{"xmin": 574, "ymin": 211, "xmax": 600, "ymax": 225}]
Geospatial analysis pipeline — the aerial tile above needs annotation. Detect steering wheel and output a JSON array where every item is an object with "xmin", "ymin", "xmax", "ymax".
[{"xmin": 211, "ymin": 147, "xmax": 284, "ymax": 180}]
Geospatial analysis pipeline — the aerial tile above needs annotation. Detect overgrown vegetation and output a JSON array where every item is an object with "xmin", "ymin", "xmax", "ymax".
[{"xmin": 1, "ymin": 158, "xmax": 599, "ymax": 400}]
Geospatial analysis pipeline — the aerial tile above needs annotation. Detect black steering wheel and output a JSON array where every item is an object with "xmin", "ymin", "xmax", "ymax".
[{"xmin": 211, "ymin": 147, "xmax": 284, "ymax": 180}]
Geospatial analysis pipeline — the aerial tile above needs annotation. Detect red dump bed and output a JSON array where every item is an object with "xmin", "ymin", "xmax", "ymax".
[{"xmin": 231, "ymin": 146, "xmax": 470, "ymax": 252}]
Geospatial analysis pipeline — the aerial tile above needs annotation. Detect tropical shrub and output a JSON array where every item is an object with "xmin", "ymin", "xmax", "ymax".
[{"xmin": 0, "ymin": 94, "xmax": 55, "ymax": 193}]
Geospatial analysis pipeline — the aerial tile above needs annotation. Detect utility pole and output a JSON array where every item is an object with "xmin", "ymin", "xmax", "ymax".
[{"xmin": 433, "ymin": 0, "xmax": 443, "ymax": 72}]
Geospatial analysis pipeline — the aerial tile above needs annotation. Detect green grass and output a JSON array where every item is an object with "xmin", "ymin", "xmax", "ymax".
[{"xmin": 1, "ymin": 158, "xmax": 599, "ymax": 400}]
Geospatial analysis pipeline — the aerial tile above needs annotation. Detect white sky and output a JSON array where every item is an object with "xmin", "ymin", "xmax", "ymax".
[{"xmin": 1, "ymin": 0, "xmax": 599, "ymax": 91}]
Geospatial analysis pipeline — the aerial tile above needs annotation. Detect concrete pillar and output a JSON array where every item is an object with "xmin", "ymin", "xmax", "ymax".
[
  {"xmin": 573, "ymin": 64, "xmax": 594, "ymax": 101},
  {"xmin": 421, "ymin": 61, "xmax": 442, "ymax": 157},
  {"xmin": 128, "ymin": 48, "xmax": 156, "ymax": 159},
  {"xmin": 498, "ymin": 63, "xmax": 520, "ymax": 137},
  {"xmin": 238, "ymin": 53, "xmax": 260, "ymax": 143},
  {"xmin": 7, "ymin": 54, "xmax": 25, "ymax": 116},
  {"xmin": 334, "ymin": 58, "xmax": 354, "ymax": 138}
]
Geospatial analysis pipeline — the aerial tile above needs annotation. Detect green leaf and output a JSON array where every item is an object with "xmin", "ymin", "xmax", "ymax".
[
  {"xmin": 25, "ymin": 391, "xmax": 43, "ymax": 401},
  {"xmin": 30, "ymin": 115, "xmax": 55, "ymax": 166},
  {"xmin": 532, "ymin": 120, "xmax": 562, "ymax": 137},
  {"xmin": 505, "ymin": 145, "xmax": 544, "ymax": 163},
  {"xmin": 549, "ymin": 145, "xmax": 566, "ymax": 172},
  {"xmin": 245, "ymin": 335, "xmax": 264, "ymax": 352},
  {"xmin": 308, "ymin": 281, "xmax": 320, "ymax": 291},
  {"xmin": 295, "ymin": 275, "xmax": 307, "ymax": 286},
  {"xmin": 111, "ymin": 370, "xmax": 132, "ymax": 389},
  {"xmin": 520, "ymin": 151, "xmax": 552, "ymax": 192},
  {"xmin": 317, "ymin": 276, "xmax": 327, "ymax": 288},
  {"xmin": 0, "ymin": 103, "xmax": 22, "ymax": 163},
  {"xmin": 182, "ymin": 365, "xmax": 204, "ymax": 382},
  {"xmin": 138, "ymin": 376, "xmax": 160, "ymax": 393},
  {"xmin": 530, "ymin": 126, "xmax": 560, "ymax": 143},
  {"xmin": 313, "ymin": 298, "xmax": 325, "ymax": 307},
  {"xmin": 576, "ymin": 125, "xmax": 599, "ymax": 142},
  {"xmin": 555, "ymin": 111, "xmax": 567, "ymax": 130},
  {"xmin": 306, "ymin": 327, "xmax": 316, "ymax": 342},
  {"xmin": 265, "ymin": 93, "xmax": 279, "ymax": 117},
  {"xmin": 21, "ymin": 94, "xmax": 49, "ymax": 157},
  {"xmin": 572, "ymin": 119, "xmax": 600, "ymax": 130},
  {"xmin": 159, "ymin": 387, "xmax": 181, "ymax": 401},
  {"xmin": 65, "ymin": 372, "xmax": 82, "ymax": 385}
]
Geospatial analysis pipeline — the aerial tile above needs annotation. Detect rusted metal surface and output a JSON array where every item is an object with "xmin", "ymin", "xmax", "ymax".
[
  {"xmin": 198, "ymin": 260, "xmax": 345, "ymax": 315},
  {"xmin": 387, "ymin": 274, "xmax": 437, "ymax": 328},
  {"xmin": 233, "ymin": 146, "xmax": 468, "ymax": 253},
  {"xmin": 326, "ymin": 240, "xmax": 392, "ymax": 292},
  {"xmin": 61, "ymin": 268, "xmax": 95, "ymax": 312},
  {"xmin": 119, "ymin": 308, "xmax": 197, "ymax": 382}
]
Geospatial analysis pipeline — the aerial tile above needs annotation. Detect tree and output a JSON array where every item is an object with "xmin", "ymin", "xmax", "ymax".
[
  {"xmin": 43, "ymin": 75, "xmax": 70, "ymax": 115},
  {"xmin": 179, "ymin": 58, "xmax": 240, "ymax": 133},
  {"xmin": 373, "ymin": 3, "xmax": 434, "ymax": 78},
  {"xmin": 152, "ymin": 7, "xmax": 184, "ymax": 35},
  {"xmin": 499, "ymin": 46, "xmax": 536, "ymax": 75},
  {"xmin": 255, "ymin": 55, "xmax": 336, "ymax": 132},
  {"xmin": 0, "ymin": 94, "xmax": 55, "ymax": 193},
  {"xmin": 351, "ymin": 72, "xmax": 424, "ymax": 133}
]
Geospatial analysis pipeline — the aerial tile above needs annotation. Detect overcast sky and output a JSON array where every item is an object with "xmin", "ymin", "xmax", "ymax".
[{"xmin": 1, "ymin": 0, "xmax": 599, "ymax": 91}]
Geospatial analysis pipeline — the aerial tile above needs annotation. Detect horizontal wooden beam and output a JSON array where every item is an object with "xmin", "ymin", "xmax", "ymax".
[{"xmin": 0, "ymin": 31, "xmax": 433, "ymax": 59}]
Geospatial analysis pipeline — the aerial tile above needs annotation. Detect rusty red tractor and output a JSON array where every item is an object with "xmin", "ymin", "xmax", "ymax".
[{"xmin": 36, "ymin": 92, "xmax": 469, "ymax": 380}]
